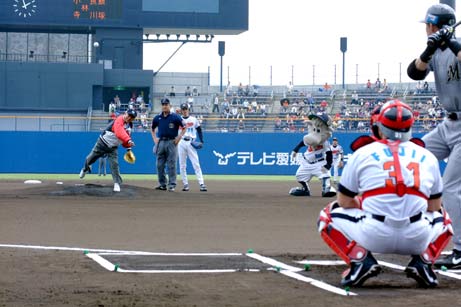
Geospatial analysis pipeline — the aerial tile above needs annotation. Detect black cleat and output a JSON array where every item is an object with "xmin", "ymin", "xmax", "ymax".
[
  {"xmin": 434, "ymin": 249, "xmax": 461, "ymax": 269},
  {"xmin": 405, "ymin": 255, "xmax": 438, "ymax": 288},
  {"xmin": 155, "ymin": 185, "xmax": 167, "ymax": 191},
  {"xmin": 341, "ymin": 252, "xmax": 381, "ymax": 287}
]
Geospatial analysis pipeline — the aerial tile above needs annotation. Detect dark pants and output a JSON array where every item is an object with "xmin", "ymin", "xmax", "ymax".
[
  {"xmin": 83, "ymin": 138, "xmax": 122, "ymax": 184},
  {"xmin": 156, "ymin": 139, "xmax": 178, "ymax": 188}
]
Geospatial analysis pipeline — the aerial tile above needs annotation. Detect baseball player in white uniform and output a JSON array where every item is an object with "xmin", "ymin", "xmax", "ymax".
[
  {"xmin": 178, "ymin": 103, "xmax": 207, "ymax": 192},
  {"xmin": 330, "ymin": 137, "xmax": 344, "ymax": 184},
  {"xmin": 318, "ymin": 100, "xmax": 452, "ymax": 288}
]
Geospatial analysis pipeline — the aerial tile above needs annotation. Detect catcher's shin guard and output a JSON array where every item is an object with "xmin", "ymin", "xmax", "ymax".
[
  {"xmin": 318, "ymin": 201, "xmax": 366, "ymax": 264},
  {"xmin": 422, "ymin": 209, "xmax": 453, "ymax": 263}
]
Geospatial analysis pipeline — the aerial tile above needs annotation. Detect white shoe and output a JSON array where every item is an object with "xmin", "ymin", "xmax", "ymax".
[
  {"xmin": 79, "ymin": 168, "xmax": 86, "ymax": 179},
  {"xmin": 113, "ymin": 183, "xmax": 120, "ymax": 192}
]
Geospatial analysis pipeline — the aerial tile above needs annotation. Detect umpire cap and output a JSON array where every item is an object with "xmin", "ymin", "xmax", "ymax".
[
  {"xmin": 161, "ymin": 98, "xmax": 170, "ymax": 104},
  {"xmin": 422, "ymin": 3, "xmax": 456, "ymax": 27}
]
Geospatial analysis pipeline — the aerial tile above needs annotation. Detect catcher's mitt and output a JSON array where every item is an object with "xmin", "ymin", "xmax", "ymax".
[
  {"xmin": 191, "ymin": 141, "xmax": 203, "ymax": 150},
  {"xmin": 124, "ymin": 149, "xmax": 136, "ymax": 164}
]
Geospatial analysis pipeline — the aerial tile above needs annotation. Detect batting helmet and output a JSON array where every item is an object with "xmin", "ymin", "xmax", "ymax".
[
  {"xmin": 376, "ymin": 100, "xmax": 414, "ymax": 142},
  {"xmin": 126, "ymin": 109, "xmax": 137, "ymax": 118},
  {"xmin": 180, "ymin": 103, "xmax": 189, "ymax": 110},
  {"xmin": 422, "ymin": 3, "xmax": 456, "ymax": 27}
]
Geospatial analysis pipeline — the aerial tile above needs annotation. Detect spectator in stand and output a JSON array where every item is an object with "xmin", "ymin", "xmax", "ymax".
[
  {"xmin": 423, "ymin": 81, "xmax": 429, "ymax": 93},
  {"xmin": 169, "ymin": 86, "xmax": 176, "ymax": 97},
  {"xmin": 222, "ymin": 105, "xmax": 231, "ymax": 119},
  {"xmin": 250, "ymin": 99, "xmax": 258, "ymax": 112},
  {"xmin": 260, "ymin": 103, "xmax": 267, "ymax": 117},
  {"xmin": 323, "ymin": 82, "xmax": 332, "ymax": 93},
  {"xmin": 238, "ymin": 119, "xmax": 245, "ymax": 131},
  {"xmin": 351, "ymin": 91, "xmax": 359, "ymax": 105},
  {"xmin": 274, "ymin": 117, "xmax": 282, "ymax": 131},
  {"xmin": 187, "ymin": 95, "xmax": 194, "ymax": 113},
  {"xmin": 212, "ymin": 94, "xmax": 220, "ymax": 113},
  {"xmin": 374, "ymin": 78, "xmax": 381, "ymax": 91},
  {"xmin": 109, "ymin": 100, "xmax": 116, "ymax": 114},
  {"xmin": 237, "ymin": 83, "xmax": 244, "ymax": 96},
  {"xmin": 366, "ymin": 79, "xmax": 372, "ymax": 91},
  {"xmin": 379, "ymin": 78, "xmax": 389, "ymax": 93},
  {"xmin": 113, "ymin": 95, "xmax": 121, "ymax": 110},
  {"xmin": 222, "ymin": 98, "xmax": 229, "ymax": 111},
  {"xmin": 140, "ymin": 112, "xmax": 148, "ymax": 130},
  {"xmin": 192, "ymin": 86, "xmax": 199, "ymax": 96},
  {"xmin": 128, "ymin": 98, "xmax": 135, "ymax": 111},
  {"xmin": 185, "ymin": 86, "xmax": 192, "ymax": 97},
  {"xmin": 136, "ymin": 94, "xmax": 144, "ymax": 107},
  {"xmin": 415, "ymin": 81, "xmax": 423, "ymax": 94}
]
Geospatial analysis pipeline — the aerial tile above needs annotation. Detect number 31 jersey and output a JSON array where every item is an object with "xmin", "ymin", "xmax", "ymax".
[{"xmin": 340, "ymin": 140, "xmax": 442, "ymax": 219}]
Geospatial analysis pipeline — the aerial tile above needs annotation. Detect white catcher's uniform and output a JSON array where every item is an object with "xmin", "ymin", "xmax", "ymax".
[
  {"xmin": 178, "ymin": 115, "xmax": 205, "ymax": 186},
  {"xmin": 330, "ymin": 140, "xmax": 447, "ymax": 254},
  {"xmin": 330, "ymin": 143, "xmax": 344, "ymax": 183}
]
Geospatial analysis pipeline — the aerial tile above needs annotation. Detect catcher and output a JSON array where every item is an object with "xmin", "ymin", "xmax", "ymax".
[
  {"xmin": 318, "ymin": 100, "xmax": 452, "ymax": 288},
  {"xmin": 79, "ymin": 109, "xmax": 137, "ymax": 192},
  {"xmin": 178, "ymin": 103, "xmax": 207, "ymax": 192}
]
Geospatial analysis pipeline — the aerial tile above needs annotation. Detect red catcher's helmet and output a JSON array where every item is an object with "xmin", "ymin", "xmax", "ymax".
[{"xmin": 376, "ymin": 100, "xmax": 414, "ymax": 141}]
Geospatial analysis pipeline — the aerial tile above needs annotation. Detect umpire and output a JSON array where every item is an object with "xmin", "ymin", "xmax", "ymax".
[{"xmin": 151, "ymin": 98, "xmax": 186, "ymax": 191}]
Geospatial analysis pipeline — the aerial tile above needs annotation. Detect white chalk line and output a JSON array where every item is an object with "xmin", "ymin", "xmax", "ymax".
[
  {"xmin": 247, "ymin": 253, "xmax": 357, "ymax": 296},
  {"xmin": 0, "ymin": 243, "xmax": 240, "ymax": 256},
  {"xmin": 86, "ymin": 253, "xmax": 259, "ymax": 274},
  {"xmin": 0, "ymin": 243, "xmax": 355, "ymax": 296},
  {"xmin": 4, "ymin": 244, "xmax": 460, "ymax": 294}
]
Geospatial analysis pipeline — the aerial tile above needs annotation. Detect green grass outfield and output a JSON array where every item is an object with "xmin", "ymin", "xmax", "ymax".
[{"xmin": 0, "ymin": 174, "xmax": 302, "ymax": 182}]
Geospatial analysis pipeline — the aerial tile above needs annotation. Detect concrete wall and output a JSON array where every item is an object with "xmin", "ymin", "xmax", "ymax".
[{"xmin": 0, "ymin": 61, "xmax": 103, "ymax": 111}]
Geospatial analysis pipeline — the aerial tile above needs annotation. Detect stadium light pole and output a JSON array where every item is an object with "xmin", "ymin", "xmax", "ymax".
[
  {"xmin": 340, "ymin": 37, "xmax": 347, "ymax": 89},
  {"xmin": 218, "ymin": 41, "xmax": 225, "ymax": 92}
]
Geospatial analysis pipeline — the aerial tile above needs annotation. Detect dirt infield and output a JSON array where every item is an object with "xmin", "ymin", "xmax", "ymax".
[{"xmin": 1, "ymin": 178, "xmax": 461, "ymax": 306}]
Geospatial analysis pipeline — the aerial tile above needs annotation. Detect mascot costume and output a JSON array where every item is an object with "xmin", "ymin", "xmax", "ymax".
[{"xmin": 289, "ymin": 113, "xmax": 336, "ymax": 197}]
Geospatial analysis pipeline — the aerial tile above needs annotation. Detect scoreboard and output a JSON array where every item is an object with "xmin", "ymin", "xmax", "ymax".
[
  {"xmin": 72, "ymin": 0, "xmax": 122, "ymax": 21},
  {"xmin": 0, "ymin": 0, "xmax": 248, "ymax": 34}
]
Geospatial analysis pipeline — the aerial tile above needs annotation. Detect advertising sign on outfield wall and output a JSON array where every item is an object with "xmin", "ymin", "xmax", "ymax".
[{"xmin": 0, "ymin": 132, "xmax": 445, "ymax": 175}]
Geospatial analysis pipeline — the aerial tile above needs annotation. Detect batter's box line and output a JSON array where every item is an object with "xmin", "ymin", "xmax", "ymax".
[{"xmin": 86, "ymin": 251, "xmax": 356, "ymax": 296}]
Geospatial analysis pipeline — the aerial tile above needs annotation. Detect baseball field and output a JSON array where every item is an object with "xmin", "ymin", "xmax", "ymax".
[{"xmin": 1, "ymin": 175, "xmax": 461, "ymax": 306}]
